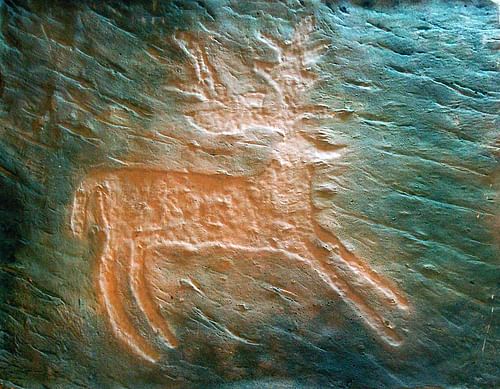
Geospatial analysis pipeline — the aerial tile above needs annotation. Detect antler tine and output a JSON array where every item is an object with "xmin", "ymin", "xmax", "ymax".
[
  {"xmin": 173, "ymin": 33, "xmax": 202, "ymax": 82},
  {"xmin": 304, "ymin": 38, "xmax": 331, "ymax": 67},
  {"xmin": 253, "ymin": 63, "xmax": 286, "ymax": 110},
  {"xmin": 256, "ymin": 32, "xmax": 284, "ymax": 63},
  {"xmin": 192, "ymin": 40, "xmax": 217, "ymax": 98},
  {"xmin": 170, "ymin": 30, "xmax": 239, "ymax": 134},
  {"xmin": 288, "ymin": 17, "xmax": 331, "ymax": 67},
  {"xmin": 196, "ymin": 38, "xmax": 231, "ymax": 106},
  {"xmin": 173, "ymin": 31, "xmax": 222, "ymax": 102},
  {"xmin": 292, "ymin": 16, "xmax": 317, "ymax": 46}
]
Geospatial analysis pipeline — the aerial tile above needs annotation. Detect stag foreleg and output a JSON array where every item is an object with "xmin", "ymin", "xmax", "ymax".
[{"xmin": 306, "ymin": 223, "xmax": 409, "ymax": 346}]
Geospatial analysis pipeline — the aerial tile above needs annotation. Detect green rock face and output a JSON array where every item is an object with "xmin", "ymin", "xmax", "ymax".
[{"xmin": 0, "ymin": 1, "xmax": 498, "ymax": 388}]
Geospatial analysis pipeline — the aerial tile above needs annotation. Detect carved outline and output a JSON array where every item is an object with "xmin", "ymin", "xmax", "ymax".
[{"xmin": 69, "ymin": 18, "xmax": 411, "ymax": 362}]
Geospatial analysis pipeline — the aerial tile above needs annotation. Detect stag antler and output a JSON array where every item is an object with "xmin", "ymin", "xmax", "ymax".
[{"xmin": 168, "ymin": 18, "xmax": 336, "ymax": 137}]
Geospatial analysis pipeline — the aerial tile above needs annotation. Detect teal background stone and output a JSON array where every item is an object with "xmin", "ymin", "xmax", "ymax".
[{"xmin": 0, "ymin": 1, "xmax": 498, "ymax": 388}]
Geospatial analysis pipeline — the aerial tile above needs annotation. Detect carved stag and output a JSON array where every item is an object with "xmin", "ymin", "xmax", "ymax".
[{"xmin": 69, "ymin": 19, "xmax": 410, "ymax": 362}]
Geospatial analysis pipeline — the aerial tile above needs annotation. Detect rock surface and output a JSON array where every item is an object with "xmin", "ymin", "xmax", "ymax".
[{"xmin": 0, "ymin": 1, "xmax": 498, "ymax": 388}]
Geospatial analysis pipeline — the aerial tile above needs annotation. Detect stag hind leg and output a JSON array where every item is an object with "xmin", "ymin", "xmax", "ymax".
[
  {"xmin": 129, "ymin": 240, "xmax": 179, "ymax": 350},
  {"xmin": 92, "ymin": 187, "xmax": 164, "ymax": 363},
  {"xmin": 307, "ymin": 223, "xmax": 410, "ymax": 347}
]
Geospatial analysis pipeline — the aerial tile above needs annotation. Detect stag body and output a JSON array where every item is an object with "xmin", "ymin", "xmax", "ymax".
[{"xmin": 70, "ymin": 20, "xmax": 410, "ymax": 362}]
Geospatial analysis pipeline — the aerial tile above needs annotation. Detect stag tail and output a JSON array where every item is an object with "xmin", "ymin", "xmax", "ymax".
[
  {"xmin": 70, "ymin": 173, "xmax": 111, "ymax": 238},
  {"xmin": 70, "ymin": 180, "xmax": 93, "ymax": 238}
]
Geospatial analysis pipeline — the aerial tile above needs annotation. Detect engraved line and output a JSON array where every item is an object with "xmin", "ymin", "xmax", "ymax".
[
  {"xmin": 136, "ymin": 237, "xmax": 404, "ymax": 346},
  {"xmin": 130, "ymin": 243, "xmax": 179, "ymax": 349},
  {"xmin": 94, "ymin": 187, "xmax": 160, "ymax": 363},
  {"xmin": 313, "ymin": 224, "xmax": 410, "ymax": 311},
  {"xmin": 305, "ymin": 239, "xmax": 404, "ymax": 347}
]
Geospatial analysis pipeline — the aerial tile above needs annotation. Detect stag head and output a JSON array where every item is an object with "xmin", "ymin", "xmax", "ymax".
[{"xmin": 166, "ymin": 18, "xmax": 345, "ymax": 167}]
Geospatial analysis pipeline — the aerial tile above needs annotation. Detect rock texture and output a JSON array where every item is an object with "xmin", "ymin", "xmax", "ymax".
[{"xmin": 0, "ymin": 1, "xmax": 498, "ymax": 388}]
